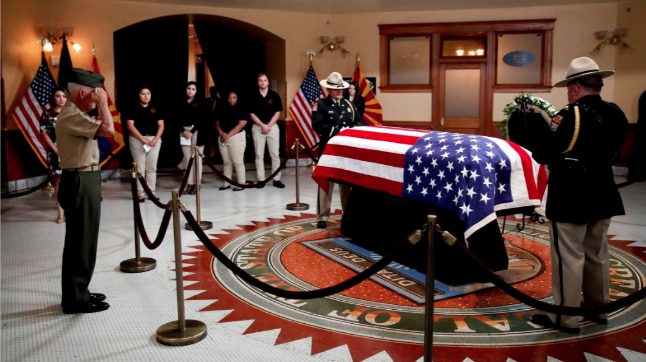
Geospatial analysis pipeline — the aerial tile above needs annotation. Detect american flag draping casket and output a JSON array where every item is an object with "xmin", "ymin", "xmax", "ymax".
[{"xmin": 311, "ymin": 126, "xmax": 548, "ymax": 238}]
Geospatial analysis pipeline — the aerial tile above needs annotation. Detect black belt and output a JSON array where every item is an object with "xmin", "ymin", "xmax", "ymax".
[{"xmin": 62, "ymin": 164, "xmax": 100, "ymax": 172}]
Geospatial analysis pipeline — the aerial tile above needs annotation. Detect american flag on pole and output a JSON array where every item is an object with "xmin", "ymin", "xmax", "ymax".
[
  {"xmin": 312, "ymin": 126, "xmax": 547, "ymax": 238},
  {"xmin": 92, "ymin": 54, "xmax": 125, "ymax": 167},
  {"xmin": 288, "ymin": 65, "xmax": 324, "ymax": 148},
  {"xmin": 11, "ymin": 52, "xmax": 57, "ymax": 168}
]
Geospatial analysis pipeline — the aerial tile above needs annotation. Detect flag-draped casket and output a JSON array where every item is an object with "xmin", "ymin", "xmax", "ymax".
[{"xmin": 312, "ymin": 126, "xmax": 547, "ymax": 283}]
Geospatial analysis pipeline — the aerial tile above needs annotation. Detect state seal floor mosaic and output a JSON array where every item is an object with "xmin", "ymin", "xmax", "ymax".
[{"xmin": 2, "ymin": 167, "xmax": 646, "ymax": 361}]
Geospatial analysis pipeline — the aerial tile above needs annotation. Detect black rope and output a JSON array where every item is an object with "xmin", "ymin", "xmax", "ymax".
[
  {"xmin": 178, "ymin": 156, "xmax": 195, "ymax": 197},
  {"xmin": 138, "ymin": 175, "xmax": 169, "ymax": 209},
  {"xmin": 445, "ymin": 229, "xmax": 646, "ymax": 317},
  {"xmin": 182, "ymin": 207, "xmax": 412, "ymax": 300},
  {"xmin": 130, "ymin": 176, "xmax": 172, "ymax": 250},
  {"xmin": 1, "ymin": 178, "xmax": 50, "ymax": 199}
]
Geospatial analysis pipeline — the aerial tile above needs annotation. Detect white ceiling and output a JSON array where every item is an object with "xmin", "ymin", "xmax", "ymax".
[{"xmin": 117, "ymin": 0, "xmax": 627, "ymax": 14}]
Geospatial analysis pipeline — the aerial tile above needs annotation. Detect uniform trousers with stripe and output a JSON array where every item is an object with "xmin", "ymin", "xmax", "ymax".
[
  {"xmin": 548, "ymin": 219, "xmax": 611, "ymax": 328},
  {"xmin": 317, "ymin": 182, "xmax": 351, "ymax": 222}
]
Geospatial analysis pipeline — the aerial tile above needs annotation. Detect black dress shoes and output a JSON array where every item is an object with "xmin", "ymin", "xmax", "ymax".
[
  {"xmin": 530, "ymin": 314, "xmax": 579, "ymax": 334},
  {"xmin": 273, "ymin": 180, "xmax": 286, "ymax": 188},
  {"xmin": 90, "ymin": 293, "xmax": 106, "ymax": 303},
  {"xmin": 219, "ymin": 185, "xmax": 231, "ymax": 191},
  {"xmin": 63, "ymin": 300, "xmax": 110, "ymax": 314},
  {"xmin": 317, "ymin": 220, "xmax": 327, "ymax": 229}
]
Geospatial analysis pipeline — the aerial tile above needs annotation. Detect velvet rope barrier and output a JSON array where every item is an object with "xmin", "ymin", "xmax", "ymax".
[
  {"xmin": 130, "ymin": 176, "xmax": 172, "ymax": 250},
  {"xmin": 1, "ymin": 178, "xmax": 50, "ymax": 199},
  {"xmin": 202, "ymin": 154, "xmax": 290, "ymax": 189},
  {"xmin": 177, "ymin": 156, "xmax": 195, "ymax": 197},
  {"xmin": 202, "ymin": 141, "xmax": 321, "ymax": 189},
  {"xmin": 436, "ymin": 224, "xmax": 646, "ymax": 317},
  {"xmin": 181, "ymin": 205, "xmax": 416, "ymax": 299}
]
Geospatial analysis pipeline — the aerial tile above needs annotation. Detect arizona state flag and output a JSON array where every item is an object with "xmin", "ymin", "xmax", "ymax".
[
  {"xmin": 351, "ymin": 59, "xmax": 383, "ymax": 126},
  {"xmin": 91, "ymin": 54, "xmax": 125, "ymax": 167}
]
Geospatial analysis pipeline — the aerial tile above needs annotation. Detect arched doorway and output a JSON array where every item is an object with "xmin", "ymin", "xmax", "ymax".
[{"xmin": 114, "ymin": 14, "xmax": 285, "ymax": 169}]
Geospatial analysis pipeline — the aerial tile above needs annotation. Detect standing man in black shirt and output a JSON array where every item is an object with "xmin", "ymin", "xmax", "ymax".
[{"xmin": 250, "ymin": 73, "xmax": 285, "ymax": 188}]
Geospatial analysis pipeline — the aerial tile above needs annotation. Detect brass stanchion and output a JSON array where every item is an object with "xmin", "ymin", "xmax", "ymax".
[
  {"xmin": 157, "ymin": 189, "xmax": 207, "ymax": 346},
  {"xmin": 185, "ymin": 146, "xmax": 212, "ymax": 230},
  {"xmin": 423, "ymin": 215, "xmax": 437, "ymax": 362},
  {"xmin": 120, "ymin": 162, "xmax": 156, "ymax": 273},
  {"xmin": 286, "ymin": 139, "xmax": 309, "ymax": 211}
]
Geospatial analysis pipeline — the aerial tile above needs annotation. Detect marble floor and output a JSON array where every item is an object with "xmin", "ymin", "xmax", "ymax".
[{"xmin": 1, "ymin": 165, "xmax": 645, "ymax": 362}]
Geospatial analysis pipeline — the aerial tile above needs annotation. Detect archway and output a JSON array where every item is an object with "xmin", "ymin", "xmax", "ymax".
[{"xmin": 114, "ymin": 14, "xmax": 285, "ymax": 169}]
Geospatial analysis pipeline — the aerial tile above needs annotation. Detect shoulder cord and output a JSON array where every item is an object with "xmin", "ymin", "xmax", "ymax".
[
  {"xmin": 342, "ymin": 98, "xmax": 356, "ymax": 124},
  {"xmin": 562, "ymin": 105, "xmax": 580, "ymax": 153}
]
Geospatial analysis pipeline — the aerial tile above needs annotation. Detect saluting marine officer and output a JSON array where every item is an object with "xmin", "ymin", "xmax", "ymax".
[
  {"xmin": 312, "ymin": 72, "xmax": 366, "ymax": 229},
  {"xmin": 57, "ymin": 68, "xmax": 114, "ymax": 314},
  {"xmin": 530, "ymin": 57, "xmax": 628, "ymax": 333}
]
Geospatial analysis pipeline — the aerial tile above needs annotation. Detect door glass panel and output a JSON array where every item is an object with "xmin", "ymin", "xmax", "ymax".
[
  {"xmin": 389, "ymin": 36, "xmax": 430, "ymax": 84},
  {"xmin": 445, "ymin": 69, "xmax": 480, "ymax": 118}
]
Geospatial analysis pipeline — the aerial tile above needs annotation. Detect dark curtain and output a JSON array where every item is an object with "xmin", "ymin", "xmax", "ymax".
[
  {"xmin": 628, "ymin": 90, "xmax": 646, "ymax": 182},
  {"xmin": 193, "ymin": 19, "xmax": 267, "ymax": 163},
  {"xmin": 114, "ymin": 16, "xmax": 189, "ymax": 169},
  {"xmin": 192, "ymin": 19, "xmax": 265, "ymax": 111}
]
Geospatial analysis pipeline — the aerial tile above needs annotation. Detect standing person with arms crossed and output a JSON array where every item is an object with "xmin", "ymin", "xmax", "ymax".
[
  {"xmin": 250, "ymin": 73, "xmax": 285, "ymax": 188},
  {"xmin": 40, "ymin": 86, "xmax": 68, "ymax": 223},
  {"xmin": 530, "ymin": 57, "xmax": 628, "ymax": 333},
  {"xmin": 124, "ymin": 86, "xmax": 165, "ymax": 202},
  {"xmin": 312, "ymin": 72, "xmax": 365, "ymax": 229},
  {"xmin": 57, "ymin": 68, "xmax": 114, "ymax": 314}
]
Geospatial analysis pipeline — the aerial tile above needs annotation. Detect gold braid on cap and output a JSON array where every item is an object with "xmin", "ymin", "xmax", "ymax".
[{"xmin": 562, "ymin": 105, "xmax": 580, "ymax": 153}]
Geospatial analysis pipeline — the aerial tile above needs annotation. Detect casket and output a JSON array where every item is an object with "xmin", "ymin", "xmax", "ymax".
[{"xmin": 312, "ymin": 126, "xmax": 547, "ymax": 284}]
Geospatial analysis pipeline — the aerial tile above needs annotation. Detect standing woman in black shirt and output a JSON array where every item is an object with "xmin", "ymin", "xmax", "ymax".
[
  {"xmin": 178, "ymin": 81, "xmax": 210, "ymax": 195},
  {"xmin": 125, "ymin": 86, "xmax": 165, "ymax": 202},
  {"xmin": 216, "ymin": 90, "xmax": 248, "ymax": 191}
]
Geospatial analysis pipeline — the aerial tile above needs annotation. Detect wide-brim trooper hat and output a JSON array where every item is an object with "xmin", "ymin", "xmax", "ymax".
[
  {"xmin": 320, "ymin": 72, "xmax": 349, "ymax": 89},
  {"xmin": 553, "ymin": 57, "xmax": 615, "ymax": 87}
]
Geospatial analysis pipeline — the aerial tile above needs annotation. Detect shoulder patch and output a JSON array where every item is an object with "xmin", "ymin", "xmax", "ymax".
[{"xmin": 550, "ymin": 115, "xmax": 563, "ymax": 131}]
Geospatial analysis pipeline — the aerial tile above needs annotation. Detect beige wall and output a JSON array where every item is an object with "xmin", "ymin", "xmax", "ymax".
[{"xmin": 2, "ymin": 0, "xmax": 645, "ymax": 129}]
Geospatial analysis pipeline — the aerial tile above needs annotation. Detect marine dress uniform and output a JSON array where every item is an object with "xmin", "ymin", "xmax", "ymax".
[{"xmin": 57, "ymin": 69, "xmax": 109, "ymax": 314}]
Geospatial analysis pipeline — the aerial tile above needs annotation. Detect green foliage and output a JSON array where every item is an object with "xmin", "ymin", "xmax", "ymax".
[{"xmin": 498, "ymin": 93, "xmax": 558, "ymax": 139}]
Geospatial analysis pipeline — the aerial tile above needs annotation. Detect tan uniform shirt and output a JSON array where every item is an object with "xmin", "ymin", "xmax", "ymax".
[{"xmin": 56, "ymin": 102, "xmax": 102, "ymax": 169}]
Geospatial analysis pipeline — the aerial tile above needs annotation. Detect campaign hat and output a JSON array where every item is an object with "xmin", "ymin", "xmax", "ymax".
[
  {"xmin": 554, "ymin": 57, "xmax": 614, "ymax": 87},
  {"xmin": 320, "ymin": 72, "xmax": 349, "ymax": 89}
]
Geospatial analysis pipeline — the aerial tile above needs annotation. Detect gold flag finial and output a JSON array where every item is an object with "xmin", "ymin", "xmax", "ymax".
[{"xmin": 306, "ymin": 50, "xmax": 316, "ymax": 64}]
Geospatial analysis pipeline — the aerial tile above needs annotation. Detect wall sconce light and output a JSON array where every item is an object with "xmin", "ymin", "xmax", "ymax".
[
  {"xmin": 36, "ymin": 31, "xmax": 58, "ymax": 52},
  {"xmin": 317, "ymin": 36, "xmax": 351, "ymax": 57},
  {"xmin": 590, "ymin": 28, "xmax": 631, "ymax": 55},
  {"xmin": 36, "ymin": 27, "xmax": 82, "ymax": 53}
]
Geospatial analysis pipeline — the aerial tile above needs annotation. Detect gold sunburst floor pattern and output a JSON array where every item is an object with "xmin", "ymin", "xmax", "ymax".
[{"xmin": 180, "ymin": 212, "xmax": 646, "ymax": 362}]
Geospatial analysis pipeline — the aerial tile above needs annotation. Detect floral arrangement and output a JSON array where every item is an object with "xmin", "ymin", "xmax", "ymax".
[{"xmin": 498, "ymin": 93, "xmax": 558, "ymax": 139}]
